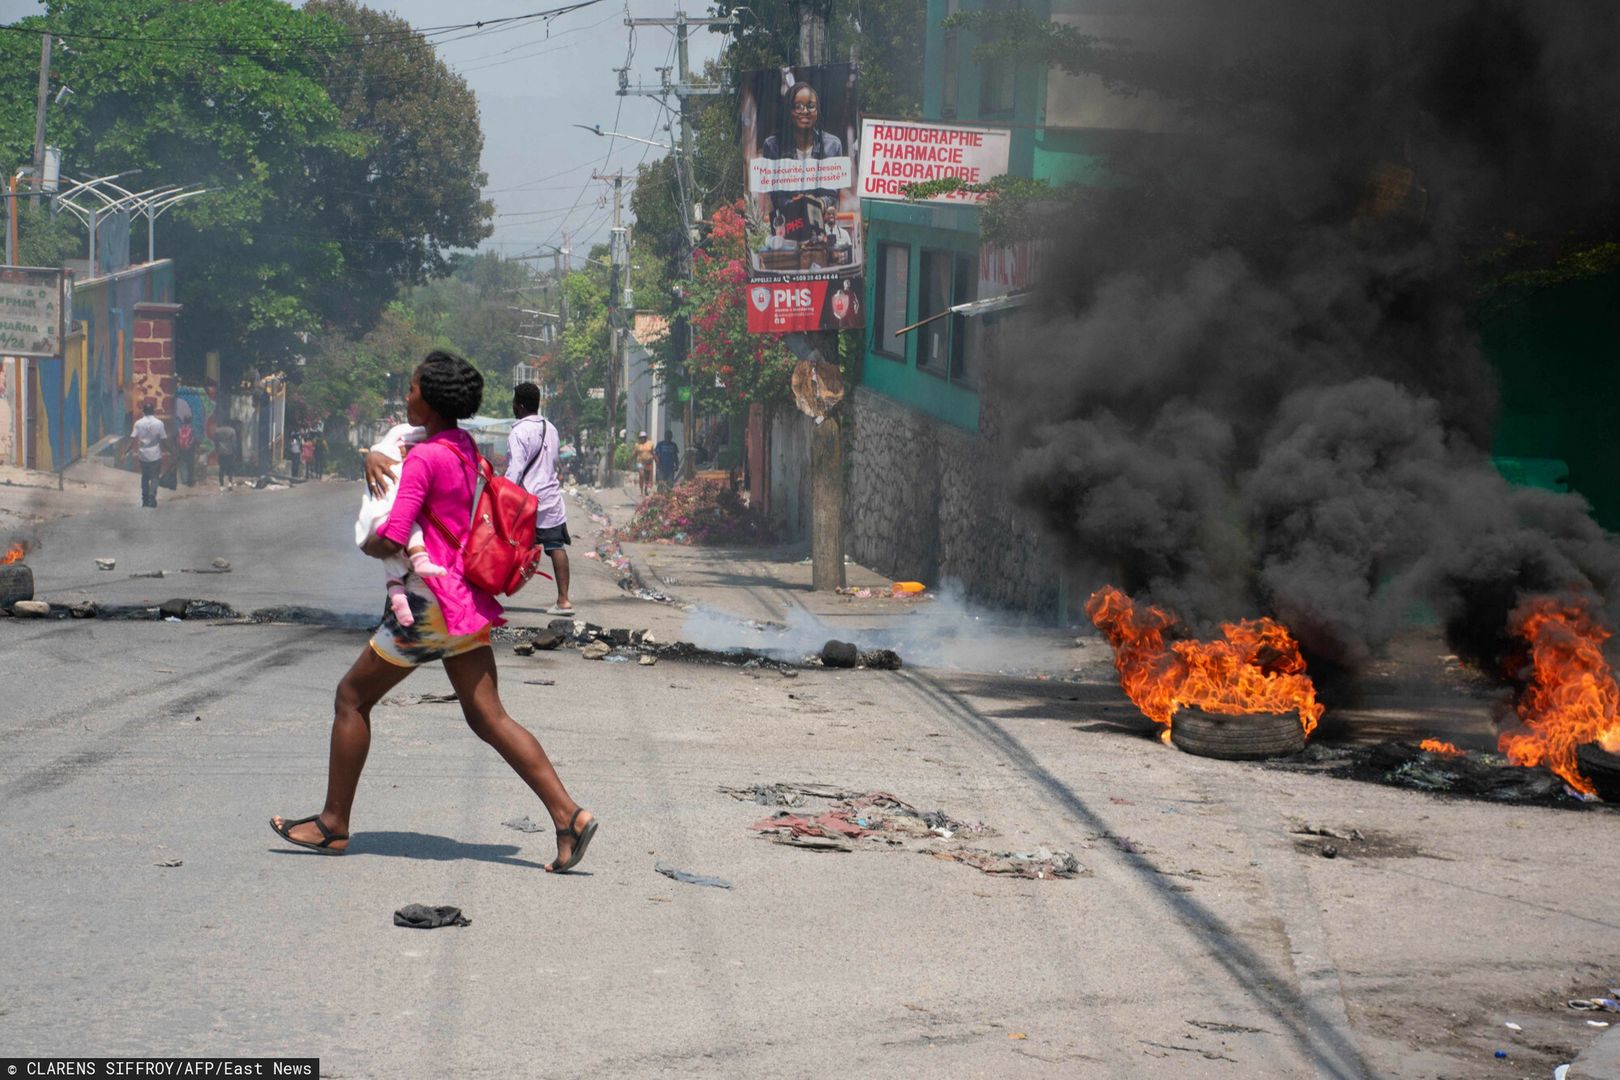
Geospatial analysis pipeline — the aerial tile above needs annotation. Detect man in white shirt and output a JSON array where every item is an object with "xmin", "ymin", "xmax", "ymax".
[
  {"xmin": 506, "ymin": 382, "xmax": 574, "ymax": 615},
  {"xmin": 125, "ymin": 400, "xmax": 168, "ymax": 508}
]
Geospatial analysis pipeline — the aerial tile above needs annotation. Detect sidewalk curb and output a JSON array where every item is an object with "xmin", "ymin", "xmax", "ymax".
[{"xmin": 1572, "ymin": 1026, "xmax": 1620, "ymax": 1080}]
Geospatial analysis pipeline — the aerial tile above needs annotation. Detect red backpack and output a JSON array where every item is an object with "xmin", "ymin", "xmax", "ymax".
[{"xmin": 426, "ymin": 439, "xmax": 550, "ymax": 596}]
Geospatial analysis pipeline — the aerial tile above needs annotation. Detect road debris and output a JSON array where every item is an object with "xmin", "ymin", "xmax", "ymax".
[
  {"xmin": 1269, "ymin": 740, "xmax": 1577, "ymax": 805},
  {"xmin": 1569, "ymin": 998, "xmax": 1620, "ymax": 1013},
  {"xmin": 381, "ymin": 692, "xmax": 458, "ymax": 706},
  {"xmin": 581, "ymin": 641, "xmax": 611, "ymax": 660},
  {"xmin": 523, "ymin": 679, "xmax": 556, "ymax": 686},
  {"xmin": 654, "ymin": 861, "xmax": 732, "ymax": 889},
  {"xmin": 930, "ymin": 847, "xmax": 1084, "ymax": 879},
  {"xmin": 128, "ymin": 570, "xmax": 165, "ymax": 579},
  {"xmin": 638, "ymin": 654, "xmax": 658, "ymax": 666},
  {"xmin": 155, "ymin": 858, "xmax": 183, "ymax": 868},
  {"xmin": 821, "ymin": 639, "xmax": 858, "ymax": 668},
  {"xmin": 95, "ymin": 558, "xmax": 116, "ymax": 571},
  {"xmin": 393, "ymin": 904, "xmax": 471, "ymax": 929},
  {"xmin": 69, "ymin": 601, "xmax": 97, "ymax": 619},
  {"xmin": 501, "ymin": 815, "xmax": 549, "ymax": 833},
  {"xmin": 10, "ymin": 600, "xmax": 49, "ymax": 617}
]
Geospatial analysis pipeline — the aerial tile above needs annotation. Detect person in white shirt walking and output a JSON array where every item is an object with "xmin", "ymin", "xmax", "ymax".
[
  {"xmin": 506, "ymin": 382, "xmax": 574, "ymax": 615},
  {"xmin": 124, "ymin": 400, "xmax": 168, "ymax": 508}
]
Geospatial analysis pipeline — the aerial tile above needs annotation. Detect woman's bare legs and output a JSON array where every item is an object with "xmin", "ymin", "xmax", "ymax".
[
  {"xmin": 271, "ymin": 646, "xmax": 412, "ymax": 853},
  {"xmin": 443, "ymin": 646, "xmax": 593, "ymax": 871}
]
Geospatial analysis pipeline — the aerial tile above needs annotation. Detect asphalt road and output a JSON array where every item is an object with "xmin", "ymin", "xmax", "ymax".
[{"xmin": 3, "ymin": 478, "xmax": 1618, "ymax": 1078}]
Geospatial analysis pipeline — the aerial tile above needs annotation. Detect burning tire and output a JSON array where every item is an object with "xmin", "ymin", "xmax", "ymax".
[
  {"xmin": 1170, "ymin": 708, "xmax": 1306, "ymax": 760},
  {"xmin": 1576, "ymin": 744, "xmax": 1620, "ymax": 803},
  {"xmin": 0, "ymin": 563, "xmax": 34, "ymax": 607}
]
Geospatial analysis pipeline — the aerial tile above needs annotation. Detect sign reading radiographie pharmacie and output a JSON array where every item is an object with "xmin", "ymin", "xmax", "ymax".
[
  {"xmin": 857, "ymin": 119, "xmax": 1012, "ymax": 203},
  {"xmin": 741, "ymin": 63, "xmax": 864, "ymax": 333},
  {"xmin": 0, "ymin": 267, "xmax": 66, "ymax": 358}
]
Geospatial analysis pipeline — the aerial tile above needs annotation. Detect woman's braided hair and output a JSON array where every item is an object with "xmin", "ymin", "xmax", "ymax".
[{"xmin": 415, "ymin": 350, "xmax": 484, "ymax": 421}]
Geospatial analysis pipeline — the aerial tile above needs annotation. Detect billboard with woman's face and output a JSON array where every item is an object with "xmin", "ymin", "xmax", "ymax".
[{"xmin": 740, "ymin": 64, "xmax": 864, "ymax": 333}]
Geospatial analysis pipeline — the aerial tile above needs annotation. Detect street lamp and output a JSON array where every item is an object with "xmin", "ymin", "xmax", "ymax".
[{"xmin": 571, "ymin": 123, "xmax": 675, "ymax": 154}]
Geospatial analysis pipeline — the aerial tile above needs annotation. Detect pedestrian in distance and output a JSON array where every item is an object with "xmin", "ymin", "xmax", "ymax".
[
  {"xmin": 507, "ymin": 382, "xmax": 575, "ymax": 617},
  {"xmin": 271, "ymin": 351, "xmax": 597, "ymax": 872},
  {"xmin": 313, "ymin": 434, "xmax": 328, "ymax": 480},
  {"xmin": 301, "ymin": 436, "xmax": 315, "ymax": 481},
  {"xmin": 175, "ymin": 395, "xmax": 196, "ymax": 487},
  {"xmin": 633, "ymin": 429, "xmax": 655, "ymax": 498},
  {"xmin": 123, "ymin": 400, "xmax": 167, "ymax": 508},
  {"xmin": 288, "ymin": 431, "xmax": 303, "ymax": 480},
  {"xmin": 654, "ymin": 429, "xmax": 680, "ymax": 491},
  {"xmin": 213, "ymin": 421, "xmax": 239, "ymax": 489}
]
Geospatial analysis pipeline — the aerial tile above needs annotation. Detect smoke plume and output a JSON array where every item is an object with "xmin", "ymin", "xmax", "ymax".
[{"xmin": 999, "ymin": 0, "xmax": 1620, "ymax": 671}]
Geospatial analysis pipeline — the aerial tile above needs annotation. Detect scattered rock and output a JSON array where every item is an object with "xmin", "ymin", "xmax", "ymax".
[
  {"xmin": 211, "ymin": 558, "xmax": 231, "ymax": 571},
  {"xmin": 512, "ymin": 641, "xmax": 536, "ymax": 656},
  {"xmin": 821, "ymin": 640, "xmax": 859, "ymax": 669},
  {"xmin": 159, "ymin": 598, "xmax": 190, "ymax": 619},
  {"xmin": 547, "ymin": 618, "xmax": 576, "ymax": 633},
  {"xmin": 860, "ymin": 648, "xmax": 903, "ymax": 671},
  {"xmin": 381, "ymin": 692, "xmax": 458, "ymax": 706},
  {"xmin": 95, "ymin": 558, "xmax": 116, "ymax": 571},
  {"xmin": 638, "ymin": 654, "xmax": 658, "ymax": 666},
  {"xmin": 781, "ymin": 668, "xmax": 799, "ymax": 679},
  {"xmin": 129, "ymin": 570, "xmax": 166, "ymax": 579},
  {"xmin": 608, "ymin": 628, "xmax": 632, "ymax": 646},
  {"xmin": 581, "ymin": 641, "xmax": 612, "ymax": 660},
  {"xmin": 531, "ymin": 629, "xmax": 566, "ymax": 651},
  {"xmin": 10, "ymin": 599, "xmax": 50, "ymax": 618},
  {"xmin": 69, "ymin": 601, "xmax": 98, "ymax": 619},
  {"xmin": 523, "ymin": 678, "xmax": 556, "ymax": 686}
]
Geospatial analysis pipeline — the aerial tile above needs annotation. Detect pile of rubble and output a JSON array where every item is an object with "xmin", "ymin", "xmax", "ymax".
[
  {"xmin": 499, "ymin": 620, "xmax": 905, "ymax": 674},
  {"xmin": 724, "ymin": 783, "xmax": 1082, "ymax": 880}
]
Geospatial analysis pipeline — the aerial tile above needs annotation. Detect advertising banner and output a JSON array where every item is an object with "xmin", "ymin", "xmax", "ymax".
[
  {"xmin": 0, "ymin": 267, "xmax": 65, "ymax": 358},
  {"xmin": 858, "ymin": 118, "xmax": 1012, "ymax": 204},
  {"xmin": 741, "ymin": 63, "xmax": 864, "ymax": 333}
]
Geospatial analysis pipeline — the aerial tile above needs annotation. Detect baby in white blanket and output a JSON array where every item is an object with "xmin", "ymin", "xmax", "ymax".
[{"xmin": 355, "ymin": 423, "xmax": 446, "ymax": 627}]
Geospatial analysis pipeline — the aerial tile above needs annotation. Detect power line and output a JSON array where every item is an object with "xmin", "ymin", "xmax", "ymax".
[{"xmin": 0, "ymin": 2, "xmax": 610, "ymax": 57}]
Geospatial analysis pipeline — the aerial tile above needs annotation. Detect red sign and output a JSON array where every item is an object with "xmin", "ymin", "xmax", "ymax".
[{"xmin": 746, "ymin": 280, "xmax": 832, "ymax": 333}]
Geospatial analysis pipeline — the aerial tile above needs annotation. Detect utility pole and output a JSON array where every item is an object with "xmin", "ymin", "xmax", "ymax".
[
  {"xmin": 30, "ymin": 33, "xmax": 52, "ymax": 209},
  {"xmin": 594, "ymin": 171, "xmax": 625, "ymax": 486},
  {"xmin": 800, "ymin": 1, "xmax": 847, "ymax": 591},
  {"xmin": 622, "ymin": 11, "xmax": 734, "ymax": 479}
]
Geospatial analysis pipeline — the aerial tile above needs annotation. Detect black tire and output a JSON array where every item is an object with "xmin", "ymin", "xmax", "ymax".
[
  {"xmin": 1576, "ymin": 744, "xmax": 1620, "ymax": 802},
  {"xmin": 0, "ymin": 563, "xmax": 34, "ymax": 607},
  {"xmin": 1170, "ymin": 707, "xmax": 1307, "ymax": 760}
]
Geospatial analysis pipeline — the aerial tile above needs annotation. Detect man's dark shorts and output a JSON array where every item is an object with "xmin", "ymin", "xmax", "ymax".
[{"xmin": 536, "ymin": 522, "xmax": 571, "ymax": 553}]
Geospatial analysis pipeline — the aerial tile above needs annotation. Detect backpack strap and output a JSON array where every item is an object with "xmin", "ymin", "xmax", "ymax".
[{"xmin": 515, "ymin": 417, "xmax": 547, "ymax": 487}]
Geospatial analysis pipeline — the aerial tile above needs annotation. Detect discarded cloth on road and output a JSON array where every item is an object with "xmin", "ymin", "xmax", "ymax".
[
  {"xmin": 394, "ymin": 904, "xmax": 472, "ymax": 928},
  {"xmin": 1568, "ymin": 998, "xmax": 1620, "ymax": 1013},
  {"xmin": 654, "ymin": 861, "xmax": 732, "ymax": 889},
  {"xmin": 931, "ymin": 847, "xmax": 1084, "ymax": 880}
]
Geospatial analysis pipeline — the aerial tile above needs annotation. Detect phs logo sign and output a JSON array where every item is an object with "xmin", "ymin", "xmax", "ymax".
[{"xmin": 750, "ymin": 286, "xmax": 770, "ymax": 313}]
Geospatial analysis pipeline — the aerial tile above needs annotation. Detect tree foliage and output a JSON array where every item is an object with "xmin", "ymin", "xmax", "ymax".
[{"xmin": 0, "ymin": 0, "xmax": 492, "ymax": 373}]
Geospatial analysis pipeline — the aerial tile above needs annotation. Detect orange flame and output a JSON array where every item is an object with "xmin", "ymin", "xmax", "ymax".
[
  {"xmin": 1497, "ymin": 596, "xmax": 1620, "ymax": 796},
  {"xmin": 1419, "ymin": 738, "xmax": 1464, "ymax": 757},
  {"xmin": 1, "ymin": 542, "xmax": 25, "ymax": 566},
  {"xmin": 1085, "ymin": 586, "xmax": 1325, "ymax": 739}
]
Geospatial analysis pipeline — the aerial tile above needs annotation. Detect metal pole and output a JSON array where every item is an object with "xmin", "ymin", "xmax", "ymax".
[
  {"xmin": 676, "ymin": 14, "xmax": 699, "ymax": 480},
  {"xmin": 31, "ymin": 34, "xmax": 52, "ymax": 209}
]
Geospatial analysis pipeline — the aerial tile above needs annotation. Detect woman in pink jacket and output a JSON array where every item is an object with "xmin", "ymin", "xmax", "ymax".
[{"xmin": 271, "ymin": 351, "xmax": 597, "ymax": 873}]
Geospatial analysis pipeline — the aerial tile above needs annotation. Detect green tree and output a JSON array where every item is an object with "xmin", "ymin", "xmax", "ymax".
[
  {"xmin": 304, "ymin": 0, "xmax": 493, "ymax": 331},
  {"xmin": 0, "ymin": 0, "xmax": 493, "ymax": 376}
]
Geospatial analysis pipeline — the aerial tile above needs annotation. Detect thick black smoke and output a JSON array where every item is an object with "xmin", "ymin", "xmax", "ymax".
[{"xmin": 999, "ymin": 0, "xmax": 1620, "ymax": 670}]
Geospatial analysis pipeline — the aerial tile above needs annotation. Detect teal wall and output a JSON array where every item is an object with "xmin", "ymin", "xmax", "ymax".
[
  {"xmin": 1482, "ymin": 273, "xmax": 1620, "ymax": 530},
  {"xmin": 863, "ymin": 203, "xmax": 984, "ymax": 431}
]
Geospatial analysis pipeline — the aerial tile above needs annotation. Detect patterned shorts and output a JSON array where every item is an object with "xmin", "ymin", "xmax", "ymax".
[{"xmin": 369, "ymin": 578, "xmax": 491, "ymax": 668}]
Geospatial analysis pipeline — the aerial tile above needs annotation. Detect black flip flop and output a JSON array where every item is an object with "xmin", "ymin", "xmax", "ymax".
[
  {"xmin": 549, "ymin": 809, "xmax": 598, "ymax": 873},
  {"xmin": 270, "ymin": 814, "xmax": 348, "ymax": 855}
]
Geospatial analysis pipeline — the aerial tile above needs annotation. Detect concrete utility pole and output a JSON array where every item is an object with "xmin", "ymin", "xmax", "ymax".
[
  {"xmin": 30, "ymin": 33, "xmax": 52, "ymax": 209},
  {"xmin": 800, "ymin": 0, "xmax": 847, "ymax": 591},
  {"xmin": 621, "ymin": 11, "xmax": 734, "ymax": 480},
  {"xmin": 595, "ymin": 171, "xmax": 625, "ymax": 486}
]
